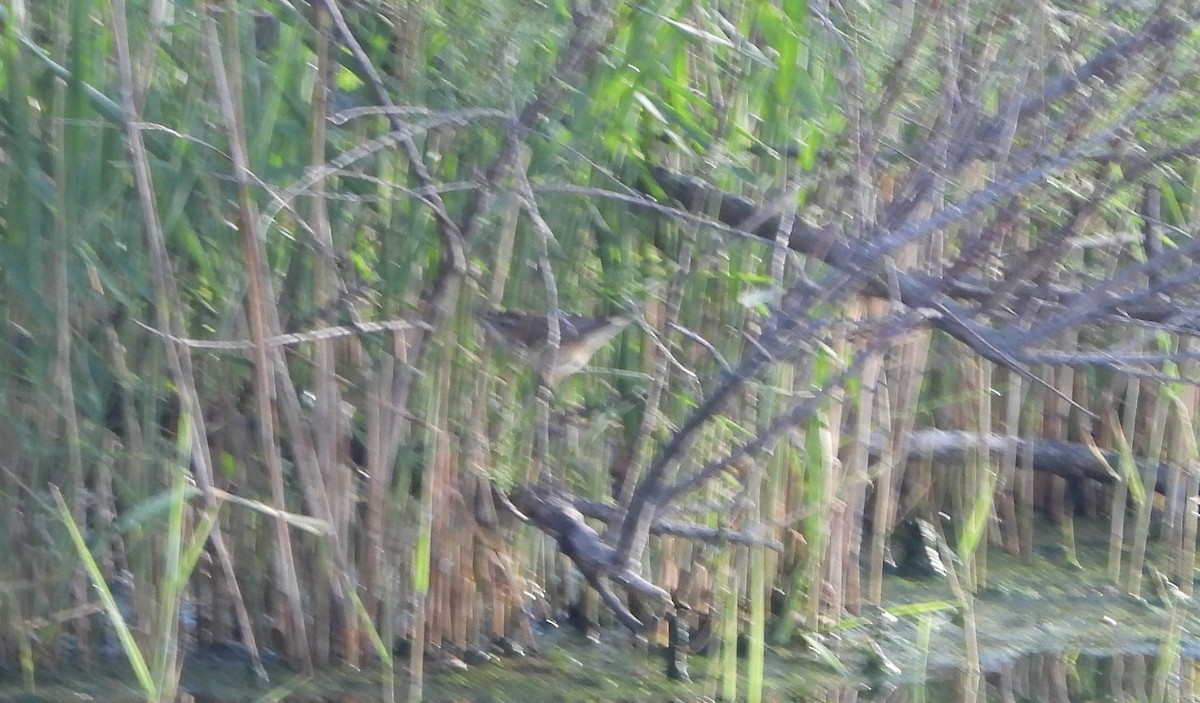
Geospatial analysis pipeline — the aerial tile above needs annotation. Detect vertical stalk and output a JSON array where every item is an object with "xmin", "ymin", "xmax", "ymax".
[
  {"xmin": 50, "ymin": 28, "xmax": 90, "ymax": 667},
  {"xmin": 804, "ymin": 414, "xmax": 836, "ymax": 630},
  {"xmin": 1107, "ymin": 378, "xmax": 1138, "ymax": 583},
  {"xmin": 201, "ymin": 1, "xmax": 312, "ymax": 670},
  {"xmin": 997, "ymin": 375, "xmax": 1024, "ymax": 556},
  {"xmin": 719, "ymin": 555, "xmax": 739, "ymax": 703},
  {"xmin": 868, "ymin": 373, "xmax": 895, "ymax": 605},
  {"xmin": 1176, "ymin": 355, "xmax": 1200, "ymax": 598},
  {"xmin": 967, "ymin": 361, "xmax": 994, "ymax": 588},
  {"xmin": 408, "ymin": 370, "xmax": 442, "ymax": 703},
  {"xmin": 745, "ymin": 543, "xmax": 766, "ymax": 703},
  {"xmin": 416, "ymin": 312, "xmax": 458, "ymax": 697},
  {"xmin": 845, "ymin": 354, "xmax": 881, "ymax": 613},
  {"xmin": 940, "ymin": 537, "xmax": 980, "ymax": 703},
  {"xmin": 308, "ymin": 3, "xmax": 355, "ymax": 665},
  {"xmin": 871, "ymin": 328, "xmax": 931, "ymax": 601},
  {"xmin": 110, "ymin": 0, "xmax": 266, "ymax": 679},
  {"xmin": 1128, "ymin": 384, "xmax": 1168, "ymax": 597}
]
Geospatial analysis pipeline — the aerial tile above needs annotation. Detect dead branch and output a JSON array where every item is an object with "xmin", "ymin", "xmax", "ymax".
[
  {"xmin": 569, "ymin": 496, "xmax": 783, "ymax": 551},
  {"xmin": 901, "ymin": 429, "xmax": 1175, "ymax": 495},
  {"xmin": 510, "ymin": 484, "xmax": 671, "ymax": 632}
]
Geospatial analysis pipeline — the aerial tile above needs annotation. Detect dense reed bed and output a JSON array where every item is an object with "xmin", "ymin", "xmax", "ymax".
[{"xmin": 4, "ymin": 2, "xmax": 1200, "ymax": 701}]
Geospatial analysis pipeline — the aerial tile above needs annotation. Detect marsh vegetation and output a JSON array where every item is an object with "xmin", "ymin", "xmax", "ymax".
[{"xmin": 4, "ymin": 1, "xmax": 1200, "ymax": 701}]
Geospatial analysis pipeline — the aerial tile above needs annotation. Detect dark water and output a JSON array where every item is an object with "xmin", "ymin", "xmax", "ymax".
[{"xmin": 3, "ymin": 647, "xmax": 1195, "ymax": 702}]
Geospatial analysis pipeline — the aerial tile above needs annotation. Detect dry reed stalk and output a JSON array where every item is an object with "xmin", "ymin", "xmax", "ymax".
[
  {"xmin": 408, "ymin": 349, "xmax": 448, "ymax": 702},
  {"xmin": 1128, "ymin": 654, "xmax": 1150, "ymax": 700},
  {"xmin": 429, "ymin": 462, "xmax": 450, "ymax": 648},
  {"xmin": 109, "ymin": 0, "xmax": 266, "ymax": 677},
  {"xmin": 101, "ymin": 310, "xmax": 143, "ymax": 586},
  {"xmin": 1016, "ymin": 390, "xmax": 1037, "ymax": 561},
  {"xmin": 434, "ymin": 338, "xmax": 460, "ymax": 647},
  {"xmin": 307, "ymin": 4, "xmax": 343, "ymax": 667},
  {"xmin": 974, "ymin": 360, "xmax": 993, "ymax": 588},
  {"xmin": 360, "ymin": 360, "xmax": 392, "ymax": 628},
  {"xmin": 1162, "ymin": 438, "xmax": 1185, "ymax": 569},
  {"xmin": 487, "ymin": 197, "xmax": 521, "ymax": 303},
  {"xmin": 313, "ymin": 552, "xmax": 334, "ymax": 666},
  {"xmin": 50, "ymin": 86, "xmax": 92, "ymax": 666},
  {"xmin": 803, "ymin": 406, "xmax": 839, "ymax": 631},
  {"xmin": 761, "ymin": 438, "xmax": 786, "ymax": 621},
  {"xmin": 994, "ymin": 374, "xmax": 1023, "ymax": 556},
  {"xmin": 489, "ymin": 567, "xmax": 506, "ymax": 643},
  {"xmin": 531, "ymin": 385, "xmax": 553, "ymax": 486},
  {"xmin": 843, "ymin": 353, "xmax": 881, "ymax": 613},
  {"xmin": 1160, "ymin": 374, "xmax": 1194, "ymax": 589},
  {"xmin": 718, "ymin": 550, "xmax": 740, "ymax": 702},
  {"xmin": 457, "ymin": 485, "xmax": 476, "ymax": 651},
  {"xmin": 1181, "ymin": 657, "xmax": 1196, "ymax": 701},
  {"xmin": 825, "ymin": 329, "xmax": 848, "ymax": 623},
  {"xmin": 461, "ymin": 378, "xmax": 495, "ymax": 646},
  {"xmin": 201, "ymin": 5, "xmax": 314, "ymax": 671},
  {"xmin": 937, "ymin": 535, "xmax": 980, "ymax": 703},
  {"xmin": 1181, "ymin": 468, "xmax": 1200, "ymax": 596},
  {"xmin": 950, "ymin": 358, "xmax": 976, "ymax": 586},
  {"xmin": 478, "ymin": 471, "xmax": 520, "ymax": 644},
  {"xmin": 215, "ymin": 1, "xmax": 388, "ymax": 665},
  {"xmin": 1109, "ymin": 655, "xmax": 1127, "ymax": 699},
  {"xmin": 867, "ymin": 372, "xmax": 895, "ymax": 606},
  {"xmin": 1178, "ymin": 354, "xmax": 1200, "ymax": 597},
  {"xmin": 1046, "ymin": 331, "xmax": 1077, "ymax": 523},
  {"xmin": 869, "ymin": 326, "xmax": 931, "ymax": 602},
  {"xmin": 1128, "ymin": 382, "xmax": 1170, "ymax": 597},
  {"xmin": 438, "ymin": 531, "xmax": 456, "ymax": 651},
  {"xmin": 1107, "ymin": 377, "xmax": 1139, "ymax": 583}
]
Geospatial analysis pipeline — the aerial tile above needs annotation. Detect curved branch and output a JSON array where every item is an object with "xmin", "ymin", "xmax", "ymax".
[{"xmin": 510, "ymin": 484, "xmax": 670, "ymax": 633}]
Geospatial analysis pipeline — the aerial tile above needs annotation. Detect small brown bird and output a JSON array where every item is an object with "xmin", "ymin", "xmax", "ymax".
[{"xmin": 479, "ymin": 309, "xmax": 636, "ymax": 385}]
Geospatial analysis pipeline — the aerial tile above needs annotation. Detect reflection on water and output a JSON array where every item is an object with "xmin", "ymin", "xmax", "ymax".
[{"xmin": 820, "ymin": 651, "xmax": 1197, "ymax": 703}]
